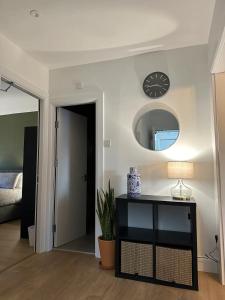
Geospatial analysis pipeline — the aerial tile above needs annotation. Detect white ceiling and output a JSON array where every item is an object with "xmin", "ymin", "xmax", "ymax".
[
  {"xmin": 0, "ymin": 0, "xmax": 215, "ymax": 69},
  {"xmin": 0, "ymin": 81, "xmax": 38, "ymax": 115}
]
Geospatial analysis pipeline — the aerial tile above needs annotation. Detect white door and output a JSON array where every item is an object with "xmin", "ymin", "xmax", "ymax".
[{"xmin": 54, "ymin": 107, "xmax": 87, "ymax": 247}]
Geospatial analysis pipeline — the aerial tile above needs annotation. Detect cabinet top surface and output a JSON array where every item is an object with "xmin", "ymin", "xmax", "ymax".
[{"xmin": 116, "ymin": 194, "xmax": 196, "ymax": 205}]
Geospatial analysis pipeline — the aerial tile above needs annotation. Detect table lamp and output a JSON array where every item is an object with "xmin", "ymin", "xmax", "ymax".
[{"xmin": 168, "ymin": 161, "xmax": 194, "ymax": 200}]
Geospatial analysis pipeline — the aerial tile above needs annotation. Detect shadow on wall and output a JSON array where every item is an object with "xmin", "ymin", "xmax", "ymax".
[
  {"xmin": 105, "ymin": 158, "xmax": 216, "ymax": 200},
  {"xmin": 105, "ymin": 162, "xmax": 170, "ymax": 196},
  {"xmin": 138, "ymin": 162, "xmax": 169, "ymax": 194}
]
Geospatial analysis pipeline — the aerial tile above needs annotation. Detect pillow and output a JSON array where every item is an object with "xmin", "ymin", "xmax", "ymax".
[
  {"xmin": 15, "ymin": 173, "xmax": 23, "ymax": 189},
  {"xmin": 0, "ymin": 172, "xmax": 21, "ymax": 189}
]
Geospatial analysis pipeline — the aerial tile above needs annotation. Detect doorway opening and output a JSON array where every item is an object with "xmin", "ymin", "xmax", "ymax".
[
  {"xmin": 54, "ymin": 103, "xmax": 96, "ymax": 254},
  {"xmin": 0, "ymin": 77, "xmax": 40, "ymax": 272}
]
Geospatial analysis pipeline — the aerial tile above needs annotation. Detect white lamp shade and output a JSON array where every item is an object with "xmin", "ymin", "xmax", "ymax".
[{"xmin": 168, "ymin": 161, "xmax": 194, "ymax": 179}]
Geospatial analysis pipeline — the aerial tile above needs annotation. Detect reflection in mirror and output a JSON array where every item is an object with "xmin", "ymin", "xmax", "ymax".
[{"xmin": 134, "ymin": 109, "xmax": 179, "ymax": 151}]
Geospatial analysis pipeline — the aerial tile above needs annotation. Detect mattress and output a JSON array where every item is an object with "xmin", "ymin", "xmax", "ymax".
[{"xmin": 0, "ymin": 188, "xmax": 22, "ymax": 207}]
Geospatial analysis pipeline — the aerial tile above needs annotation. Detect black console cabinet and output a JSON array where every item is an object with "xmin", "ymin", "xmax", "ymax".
[{"xmin": 115, "ymin": 194, "xmax": 198, "ymax": 290}]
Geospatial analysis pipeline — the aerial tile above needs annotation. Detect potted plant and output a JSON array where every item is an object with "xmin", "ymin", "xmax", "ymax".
[{"xmin": 96, "ymin": 181, "xmax": 115, "ymax": 270}]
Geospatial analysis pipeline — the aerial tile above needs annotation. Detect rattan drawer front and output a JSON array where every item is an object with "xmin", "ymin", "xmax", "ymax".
[
  {"xmin": 121, "ymin": 241, "xmax": 136, "ymax": 275},
  {"xmin": 156, "ymin": 246, "xmax": 192, "ymax": 286},
  {"xmin": 136, "ymin": 243, "xmax": 153, "ymax": 277},
  {"xmin": 121, "ymin": 241, "xmax": 153, "ymax": 277}
]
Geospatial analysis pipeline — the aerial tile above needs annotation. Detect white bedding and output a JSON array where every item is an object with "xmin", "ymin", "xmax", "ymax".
[{"xmin": 0, "ymin": 188, "xmax": 22, "ymax": 207}]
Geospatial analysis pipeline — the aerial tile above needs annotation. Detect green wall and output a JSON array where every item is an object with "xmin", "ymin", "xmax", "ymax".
[{"xmin": 0, "ymin": 112, "xmax": 38, "ymax": 170}]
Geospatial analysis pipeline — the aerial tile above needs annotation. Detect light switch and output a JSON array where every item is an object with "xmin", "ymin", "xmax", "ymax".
[{"xmin": 104, "ymin": 139, "xmax": 111, "ymax": 148}]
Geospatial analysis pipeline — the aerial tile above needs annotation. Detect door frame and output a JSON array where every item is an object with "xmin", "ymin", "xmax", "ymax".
[
  {"xmin": 0, "ymin": 76, "xmax": 41, "ymax": 252},
  {"xmin": 48, "ymin": 95, "xmax": 104, "ymax": 257},
  {"xmin": 211, "ymin": 25, "xmax": 225, "ymax": 285}
]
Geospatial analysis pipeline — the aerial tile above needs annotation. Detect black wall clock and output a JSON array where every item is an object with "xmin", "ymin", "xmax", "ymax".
[{"xmin": 143, "ymin": 72, "xmax": 170, "ymax": 98}]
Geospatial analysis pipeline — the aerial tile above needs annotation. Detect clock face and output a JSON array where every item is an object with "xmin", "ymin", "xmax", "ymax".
[{"xmin": 143, "ymin": 72, "xmax": 170, "ymax": 98}]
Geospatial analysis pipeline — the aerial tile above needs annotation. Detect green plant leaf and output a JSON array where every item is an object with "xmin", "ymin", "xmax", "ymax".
[{"xmin": 96, "ymin": 180, "xmax": 115, "ymax": 240}]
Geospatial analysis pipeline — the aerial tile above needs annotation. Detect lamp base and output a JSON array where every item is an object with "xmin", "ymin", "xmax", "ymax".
[
  {"xmin": 171, "ymin": 179, "xmax": 192, "ymax": 201},
  {"xmin": 172, "ymin": 196, "xmax": 191, "ymax": 201}
]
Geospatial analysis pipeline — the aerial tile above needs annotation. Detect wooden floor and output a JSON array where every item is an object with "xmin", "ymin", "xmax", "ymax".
[
  {"xmin": 0, "ymin": 251, "xmax": 224, "ymax": 300},
  {"xmin": 0, "ymin": 220, "xmax": 33, "ymax": 272}
]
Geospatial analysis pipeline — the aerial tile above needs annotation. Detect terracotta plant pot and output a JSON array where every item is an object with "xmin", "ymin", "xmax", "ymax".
[{"xmin": 98, "ymin": 237, "xmax": 115, "ymax": 270}]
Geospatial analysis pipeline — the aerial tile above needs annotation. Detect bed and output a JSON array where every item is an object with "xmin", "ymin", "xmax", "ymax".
[{"xmin": 0, "ymin": 172, "xmax": 23, "ymax": 223}]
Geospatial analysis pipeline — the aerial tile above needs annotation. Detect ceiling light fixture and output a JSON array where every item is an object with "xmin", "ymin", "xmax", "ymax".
[{"xmin": 29, "ymin": 9, "xmax": 39, "ymax": 18}]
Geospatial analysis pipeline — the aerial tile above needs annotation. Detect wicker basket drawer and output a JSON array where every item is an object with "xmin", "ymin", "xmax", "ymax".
[
  {"xmin": 121, "ymin": 241, "xmax": 153, "ymax": 277},
  {"xmin": 156, "ymin": 246, "xmax": 192, "ymax": 286}
]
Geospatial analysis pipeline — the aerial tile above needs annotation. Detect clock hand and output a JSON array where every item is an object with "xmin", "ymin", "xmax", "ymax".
[{"xmin": 145, "ymin": 84, "xmax": 162, "ymax": 88}]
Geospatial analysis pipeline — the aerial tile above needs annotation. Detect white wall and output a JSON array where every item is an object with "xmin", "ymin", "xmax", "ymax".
[
  {"xmin": 208, "ymin": 0, "xmax": 225, "ymax": 70},
  {"xmin": 50, "ymin": 45, "xmax": 217, "ymax": 272}
]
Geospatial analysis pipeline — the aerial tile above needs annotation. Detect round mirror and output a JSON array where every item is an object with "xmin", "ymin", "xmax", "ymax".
[{"xmin": 134, "ymin": 109, "xmax": 179, "ymax": 151}]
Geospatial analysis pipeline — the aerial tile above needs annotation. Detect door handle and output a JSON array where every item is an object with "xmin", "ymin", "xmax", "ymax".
[{"xmin": 82, "ymin": 174, "xmax": 87, "ymax": 182}]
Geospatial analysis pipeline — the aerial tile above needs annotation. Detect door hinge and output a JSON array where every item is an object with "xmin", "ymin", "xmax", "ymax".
[
  {"xmin": 53, "ymin": 224, "xmax": 56, "ymax": 233},
  {"xmin": 55, "ymin": 158, "xmax": 58, "ymax": 168},
  {"xmin": 55, "ymin": 121, "xmax": 59, "ymax": 128}
]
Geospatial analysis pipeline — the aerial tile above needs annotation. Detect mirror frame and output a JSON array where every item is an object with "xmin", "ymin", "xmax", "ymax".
[{"xmin": 133, "ymin": 104, "xmax": 180, "ymax": 152}]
